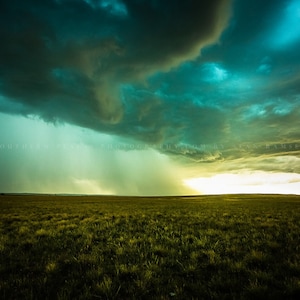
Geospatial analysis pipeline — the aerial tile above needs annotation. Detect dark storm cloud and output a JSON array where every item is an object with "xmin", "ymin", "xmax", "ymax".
[
  {"xmin": 1, "ymin": 0, "xmax": 299, "ymax": 166},
  {"xmin": 0, "ymin": 0, "xmax": 232, "ymax": 132},
  {"xmin": 115, "ymin": 0, "xmax": 232, "ymax": 77},
  {"xmin": 116, "ymin": 85, "xmax": 231, "ymax": 148}
]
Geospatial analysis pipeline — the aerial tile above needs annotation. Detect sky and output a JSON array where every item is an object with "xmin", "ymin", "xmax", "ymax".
[{"xmin": 0, "ymin": 0, "xmax": 300, "ymax": 195}]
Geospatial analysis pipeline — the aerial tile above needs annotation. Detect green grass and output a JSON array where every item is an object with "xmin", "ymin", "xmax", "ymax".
[{"xmin": 0, "ymin": 194, "xmax": 300, "ymax": 299}]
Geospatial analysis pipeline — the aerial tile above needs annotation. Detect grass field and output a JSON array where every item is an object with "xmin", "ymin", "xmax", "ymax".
[{"xmin": 0, "ymin": 194, "xmax": 300, "ymax": 299}]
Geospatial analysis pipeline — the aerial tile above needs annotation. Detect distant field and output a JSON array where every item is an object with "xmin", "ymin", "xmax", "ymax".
[{"xmin": 0, "ymin": 194, "xmax": 300, "ymax": 299}]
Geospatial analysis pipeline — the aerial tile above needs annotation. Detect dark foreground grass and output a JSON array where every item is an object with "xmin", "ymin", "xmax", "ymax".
[{"xmin": 0, "ymin": 194, "xmax": 300, "ymax": 299}]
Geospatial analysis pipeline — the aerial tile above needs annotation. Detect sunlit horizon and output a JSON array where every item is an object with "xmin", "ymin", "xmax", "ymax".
[{"xmin": 184, "ymin": 172, "xmax": 300, "ymax": 196}]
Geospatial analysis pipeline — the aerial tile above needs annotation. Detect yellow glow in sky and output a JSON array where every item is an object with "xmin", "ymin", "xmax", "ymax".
[{"xmin": 184, "ymin": 172, "xmax": 300, "ymax": 195}]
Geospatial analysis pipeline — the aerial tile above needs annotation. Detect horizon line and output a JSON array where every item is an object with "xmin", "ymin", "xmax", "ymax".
[{"xmin": 1, "ymin": 192, "xmax": 299, "ymax": 197}]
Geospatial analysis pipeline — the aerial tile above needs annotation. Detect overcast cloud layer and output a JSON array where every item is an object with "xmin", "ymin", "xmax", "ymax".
[{"xmin": 0, "ymin": 0, "xmax": 300, "ymax": 194}]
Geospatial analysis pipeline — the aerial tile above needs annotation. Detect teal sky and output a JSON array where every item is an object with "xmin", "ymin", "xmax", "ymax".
[{"xmin": 0, "ymin": 0, "xmax": 299, "ymax": 195}]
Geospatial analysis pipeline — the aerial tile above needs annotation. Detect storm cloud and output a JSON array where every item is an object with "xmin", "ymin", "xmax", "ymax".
[{"xmin": 0, "ymin": 0, "xmax": 231, "ymax": 130}]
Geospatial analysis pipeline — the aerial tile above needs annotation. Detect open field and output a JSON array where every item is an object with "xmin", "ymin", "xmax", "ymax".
[{"xmin": 0, "ymin": 194, "xmax": 300, "ymax": 299}]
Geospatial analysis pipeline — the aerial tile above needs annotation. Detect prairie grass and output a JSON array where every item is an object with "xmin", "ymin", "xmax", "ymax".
[{"xmin": 0, "ymin": 194, "xmax": 299, "ymax": 299}]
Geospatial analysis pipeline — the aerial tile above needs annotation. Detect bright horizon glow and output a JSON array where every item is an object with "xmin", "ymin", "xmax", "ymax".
[{"xmin": 184, "ymin": 172, "xmax": 300, "ymax": 195}]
